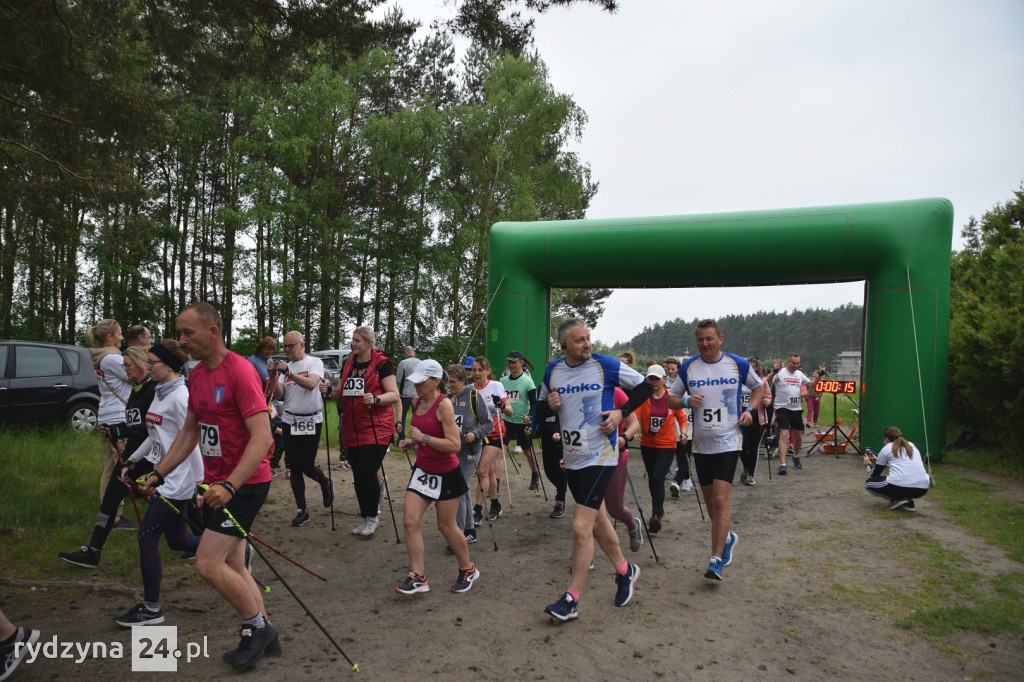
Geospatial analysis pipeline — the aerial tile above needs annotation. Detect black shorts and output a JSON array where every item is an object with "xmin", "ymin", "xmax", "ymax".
[
  {"xmin": 502, "ymin": 421, "xmax": 533, "ymax": 450},
  {"xmin": 692, "ymin": 451, "xmax": 740, "ymax": 487},
  {"xmin": 202, "ymin": 481, "xmax": 270, "ymax": 538},
  {"xmin": 564, "ymin": 465, "xmax": 616, "ymax": 510},
  {"xmin": 774, "ymin": 408, "xmax": 804, "ymax": 432},
  {"xmin": 407, "ymin": 464, "xmax": 469, "ymax": 502}
]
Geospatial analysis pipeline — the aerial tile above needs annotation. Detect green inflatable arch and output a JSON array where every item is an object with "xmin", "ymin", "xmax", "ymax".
[{"xmin": 486, "ymin": 198, "xmax": 953, "ymax": 459}]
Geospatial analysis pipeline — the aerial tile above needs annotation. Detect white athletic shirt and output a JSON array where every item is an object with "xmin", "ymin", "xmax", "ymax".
[
  {"xmin": 97, "ymin": 353, "xmax": 131, "ymax": 424},
  {"xmin": 131, "ymin": 381, "xmax": 204, "ymax": 500},
  {"xmin": 773, "ymin": 367, "xmax": 813, "ymax": 411},
  {"xmin": 876, "ymin": 441, "xmax": 930, "ymax": 488},
  {"xmin": 538, "ymin": 353, "xmax": 645, "ymax": 470},
  {"xmin": 670, "ymin": 353, "xmax": 761, "ymax": 454},
  {"xmin": 281, "ymin": 354, "xmax": 326, "ymax": 427},
  {"xmin": 474, "ymin": 379, "xmax": 508, "ymax": 432}
]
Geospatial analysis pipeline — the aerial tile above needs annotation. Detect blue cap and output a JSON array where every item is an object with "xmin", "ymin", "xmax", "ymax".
[{"xmin": 462, "ymin": 356, "xmax": 475, "ymax": 369}]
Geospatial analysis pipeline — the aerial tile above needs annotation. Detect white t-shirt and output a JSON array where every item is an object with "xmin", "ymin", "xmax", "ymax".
[
  {"xmin": 538, "ymin": 353, "xmax": 645, "ymax": 469},
  {"xmin": 132, "ymin": 381, "xmax": 203, "ymax": 501},
  {"xmin": 670, "ymin": 352, "xmax": 761, "ymax": 454},
  {"xmin": 773, "ymin": 367, "xmax": 812, "ymax": 411},
  {"xmin": 876, "ymin": 441, "xmax": 930, "ymax": 488},
  {"xmin": 97, "ymin": 353, "xmax": 132, "ymax": 425},
  {"xmin": 281, "ymin": 355, "xmax": 325, "ymax": 427},
  {"xmin": 474, "ymin": 379, "xmax": 508, "ymax": 433}
]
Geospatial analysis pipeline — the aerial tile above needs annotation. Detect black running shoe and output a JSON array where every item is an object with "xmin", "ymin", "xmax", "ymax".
[
  {"xmin": 114, "ymin": 603, "xmax": 165, "ymax": 628},
  {"xmin": 1, "ymin": 626, "xmax": 40, "ymax": 681},
  {"xmin": 550, "ymin": 504, "xmax": 565, "ymax": 518},
  {"xmin": 112, "ymin": 517, "xmax": 137, "ymax": 531},
  {"xmin": 464, "ymin": 529, "xmax": 478, "ymax": 544},
  {"xmin": 230, "ymin": 622, "xmax": 279, "ymax": 670},
  {"xmin": 529, "ymin": 472, "xmax": 540, "ymax": 491},
  {"xmin": 291, "ymin": 509, "xmax": 309, "ymax": 527},
  {"xmin": 473, "ymin": 505, "xmax": 483, "ymax": 525},
  {"xmin": 487, "ymin": 501, "xmax": 502, "ymax": 521},
  {"xmin": 221, "ymin": 622, "xmax": 281, "ymax": 665},
  {"xmin": 59, "ymin": 546, "xmax": 100, "ymax": 569},
  {"xmin": 322, "ymin": 478, "xmax": 335, "ymax": 508}
]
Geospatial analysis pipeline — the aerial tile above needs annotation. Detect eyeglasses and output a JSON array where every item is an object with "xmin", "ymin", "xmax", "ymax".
[
  {"xmin": 284, "ymin": 342, "xmax": 300, "ymax": 349},
  {"xmin": 145, "ymin": 359, "xmax": 164, "ymax": 367}
]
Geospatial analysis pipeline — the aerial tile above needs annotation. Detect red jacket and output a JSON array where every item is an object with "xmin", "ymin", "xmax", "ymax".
[{"xmin": 339, "ymin": 349, "xmax": 394, "ymax": 447}]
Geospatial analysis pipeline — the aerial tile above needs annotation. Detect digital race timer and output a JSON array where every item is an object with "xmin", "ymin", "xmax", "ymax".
[{"xmin": 814, "ymin": 379, "xmax": 857, "ymax": 394}]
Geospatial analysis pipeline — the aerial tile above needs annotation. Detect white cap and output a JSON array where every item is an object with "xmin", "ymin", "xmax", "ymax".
[
  {"xmin": 646, "ymin": 364, "xmax": 666, "ymax": 379},
  {"xmin": 407, "ymin": 359, "xmax": 443, "ymax": 384}
]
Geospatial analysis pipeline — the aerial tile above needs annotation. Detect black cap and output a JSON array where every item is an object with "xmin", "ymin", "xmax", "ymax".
[{"xmin": 507, "ymin": 350, "xmax": 526, "ymax": 362}]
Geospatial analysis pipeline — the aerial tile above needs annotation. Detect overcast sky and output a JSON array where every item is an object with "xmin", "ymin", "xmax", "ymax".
[{"xmin": 386, "ymin": 0, "xmax": 1024, "ymax": 346}]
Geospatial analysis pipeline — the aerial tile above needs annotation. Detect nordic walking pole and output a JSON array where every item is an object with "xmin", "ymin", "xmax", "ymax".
[
  {"xmin": 473, "ymin": 449, "xmax": 499, "ymax": 552},
  {"xmin": 621, "ymin": 457, "xmax": 658, "ymax": 564},
  {"xmin": 322, "ymin": 397, "xmax": 336, "ymax": 531},
  {"xmin": 110, "ymin": 437, "xmax": 143, "ymax": 525},
  {"xmin": 187, "ymin": 484, "xmax": 328, "ymax": 581},
  {"xmin": 499, "ymin": 424, "xmax": 513, "ymax": 508},
  {"xmin": 380, "ymin": 458, "xmax": 401, "ymax": 544},
  {"xmin": 193, "ymin": 489, "xmax": 358, "ymax": 672}
]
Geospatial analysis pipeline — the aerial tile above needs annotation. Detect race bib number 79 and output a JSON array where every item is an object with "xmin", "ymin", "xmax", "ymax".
[{"xmin": 199, "ymin": 423, "xmax": 222, "ymax": 457}]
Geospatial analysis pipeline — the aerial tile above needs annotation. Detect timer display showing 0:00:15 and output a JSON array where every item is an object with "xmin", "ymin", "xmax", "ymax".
[{"xmin": 813, "ymin": 379, "xmax": 857, "ymax": 394}]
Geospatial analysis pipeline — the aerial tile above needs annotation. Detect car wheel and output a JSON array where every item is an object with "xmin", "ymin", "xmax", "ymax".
[{"xmin": 67, "ymin": 402, "xmax": 99, "ymax": 432}]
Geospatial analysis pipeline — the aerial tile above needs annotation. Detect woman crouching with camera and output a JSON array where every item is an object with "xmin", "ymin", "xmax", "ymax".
[
  {"xmin": 864, "ymin": 426, "xmax": 930, "ymax": 511},
  {"xmin": 395, "ymin": 360, "xmax": 479, "ymax": 596}
]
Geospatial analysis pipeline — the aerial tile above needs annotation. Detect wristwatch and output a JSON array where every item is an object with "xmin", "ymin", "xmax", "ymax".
[{"xmin": 423, "ymin": 434, "xmax": 431, "ymax": 444}]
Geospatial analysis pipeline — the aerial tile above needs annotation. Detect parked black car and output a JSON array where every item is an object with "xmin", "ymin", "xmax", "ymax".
[{"xmin": 0, "ymin": 340, "xmax": 101, "ymax": 431}]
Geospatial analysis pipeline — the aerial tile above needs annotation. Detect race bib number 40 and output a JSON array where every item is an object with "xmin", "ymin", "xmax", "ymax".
[
  {"xmin": 408, "ymin": 467, "xmax": 441, "ymax": 500},
  {"xmin": 199, "ymin": 423, "xmax": 222, "ymax": 457},
  {"xmin": 342, "ymin": 376, "xmax": 364, "ymax": 397}
]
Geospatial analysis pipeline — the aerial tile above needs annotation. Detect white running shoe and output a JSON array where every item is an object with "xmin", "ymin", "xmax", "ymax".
[
  {"xmin": 680, "ymin": 479, "xmax": 693, "ymax": 492},
  {"xmin": 352, "ymin": 518, "xmax": 368, "ymax": 535},
  {"xmin": 360, "ymin": 517, "xmax": 380, "ymax": 536}
]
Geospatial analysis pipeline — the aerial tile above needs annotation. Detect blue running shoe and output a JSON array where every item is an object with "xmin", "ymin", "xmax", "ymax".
[
  {"xmin": 722, "ymin": 531, "xmax": 738, "ymax": 567},
  {"xmin": 545, "ymin": 592, "xmax": 578, "ymax": 621},
  {"xmin": 614, "ymin": 563, "xmax": 640, "ymax": 606},
  {"xmin": 704, "ymin": 558, "xmax": 723, "ymax": 581}
]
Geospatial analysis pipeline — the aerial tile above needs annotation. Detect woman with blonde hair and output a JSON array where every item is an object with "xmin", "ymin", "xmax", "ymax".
[
  {"xmin": 86, "ymin": 319, "xmax": 134, "ymax": 529},
  {"xmin": 324, "ymin": 326, "xmax": 400, "ymax": 536},
  {"xmin": 863, "ymin": 426, "xmax": 930, "ymax": 510},
  {"xmin": 59, "ymin": 345, "xmax": 158, "ymax": 568}
]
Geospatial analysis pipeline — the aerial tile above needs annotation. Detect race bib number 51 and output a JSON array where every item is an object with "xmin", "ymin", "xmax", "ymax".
[
  {"xmin": 408, "ymin": 467, "xmax": 441, "ymax": 500},
  {"xmin": 699, "ymin": 408, "xmax": 725, "ymax": 430},
  {"xmin": 199, "ymin": 423, "xmax": 222, "ymax": 457}
]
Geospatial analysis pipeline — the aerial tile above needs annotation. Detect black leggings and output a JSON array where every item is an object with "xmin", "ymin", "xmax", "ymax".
[
  {"xmin": 89, "ymin": 460, "xmax": 153, "ymax": 550},
  {"xmin": 641, "ymin": 446, "xmax": 675, "ymax": 516},
  {"xmin": 348, "ymin": 443, "xmax": 389, "ymax": 517},
  {"xmin": 672, "ymin": 440, "xmax": 691, "ymax": 483},
  {"xmin": 740, "ymin": 422, "xmax": 764, "ymax": 476},
  {"xmin": 286, "ymin": 422, "xmax": 328, "ymax": 510},
  {"xmin": 540, "ymin": 429, "xmax": 567, "ymax": 504}
]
